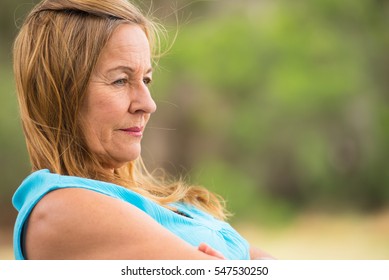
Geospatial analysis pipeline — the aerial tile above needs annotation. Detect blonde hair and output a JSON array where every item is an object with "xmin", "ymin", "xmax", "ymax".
[{"xmin": 13, "ymin": 0, "xmax": 228, "ymax": 220}]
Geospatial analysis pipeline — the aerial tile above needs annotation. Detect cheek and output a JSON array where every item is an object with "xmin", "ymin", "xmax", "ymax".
[
  {"xmin": 81, "ymin": 102, "xmax": 122, "ymax": 148},
  {"xmin": 144, "ymin": 114, "xmax": 151, "ymax": 124},
  {"xmin": 80, "ymin": 117, "xmax": 104, "ymax": 153},
  {"xmin": 89, "ymin": 97, "xmax": 128, "ymax": 126}
]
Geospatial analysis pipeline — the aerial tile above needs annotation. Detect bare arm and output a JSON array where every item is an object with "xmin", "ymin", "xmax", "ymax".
[
  {"xmin": 198, "ymin": 243, "xmax": 226, "ymax": 259},
  {"xmin": 250, "ymin": 245, "xmax": 275, "ymax": 260},
  {"xmin": 24, "ymin": 188, "xmax": 222, "ymax": 260}
]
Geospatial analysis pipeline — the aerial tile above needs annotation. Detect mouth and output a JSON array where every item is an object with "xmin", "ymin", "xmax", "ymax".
[{"xmin": 118, "ymin": 126, "xmax": 143, "ymax": 137}]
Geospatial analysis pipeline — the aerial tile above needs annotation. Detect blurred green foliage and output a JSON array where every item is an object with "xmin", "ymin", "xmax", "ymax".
[
  {"xmin": 147, "ymin": 0, "xmax": 389, "ymax": 222},
  {"xmin": 1, "ymin": 0, "xmax": 388, "ymax": 226}
]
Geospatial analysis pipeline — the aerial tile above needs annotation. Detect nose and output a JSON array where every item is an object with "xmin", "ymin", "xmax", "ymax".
[{"xmin": 129, "ymin": 84, "xmax": 157, "ymax": 114}]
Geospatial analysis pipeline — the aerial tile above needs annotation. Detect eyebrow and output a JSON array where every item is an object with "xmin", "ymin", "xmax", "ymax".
[{"xmin": 107, "ymin": 65, "xmax": 153, "ymax": 75}]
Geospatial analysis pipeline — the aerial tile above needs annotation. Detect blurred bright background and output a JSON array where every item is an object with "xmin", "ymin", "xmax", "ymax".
[{"xmin": 1, "ymin": 0, "xmax": 388, "ymax": 259}]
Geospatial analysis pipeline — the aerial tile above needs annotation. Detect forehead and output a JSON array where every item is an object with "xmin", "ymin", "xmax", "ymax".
[{"xmin": 96, "ymin": 23, "xmax": 151, "ymax": 71}]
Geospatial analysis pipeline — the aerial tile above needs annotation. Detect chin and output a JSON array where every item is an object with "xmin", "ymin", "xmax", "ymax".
[{"xmin": 102, "ymin": 151, "xmax": 141, "ymax": 170}]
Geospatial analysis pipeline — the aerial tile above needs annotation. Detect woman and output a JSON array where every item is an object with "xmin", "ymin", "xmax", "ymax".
[{"xmin": 12, "ymin": 0, "xmax": 272, "ymax": 260}]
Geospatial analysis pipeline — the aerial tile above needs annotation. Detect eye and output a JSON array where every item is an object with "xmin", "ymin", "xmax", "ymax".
[
  {"xmin": 112, "ymin": 78, "xmax": 128, "ymax": 86},
  {"xmin": 143, "ymin": 77, "xmax": 152, "ymax": 86}
]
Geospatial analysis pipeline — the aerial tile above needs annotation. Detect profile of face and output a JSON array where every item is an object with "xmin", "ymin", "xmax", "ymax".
[{"xmin": 80, "ymin": 24, "xmax": 157, "ymax": 169}]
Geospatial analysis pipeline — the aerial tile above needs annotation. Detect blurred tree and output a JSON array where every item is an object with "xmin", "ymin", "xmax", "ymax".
[
  {"xmin": 144, "ymin": 0, "xmax": 389, "ymax": 219},
  {"xmin": 1, "ymin": 0, "xmax": 388, "ymax": 227}
]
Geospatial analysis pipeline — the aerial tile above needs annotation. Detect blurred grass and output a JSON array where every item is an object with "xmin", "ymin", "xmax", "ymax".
[
  {"xmin": 1, "ymin": 0, "xmax": 388, "ymax": 261},
  {"xmin": 0, "ymin": 227, "xmax": 13, "ymax": 260},
  {"xmin": 236, "ymin": 210, "xmax": 389, "ymax": 260}
]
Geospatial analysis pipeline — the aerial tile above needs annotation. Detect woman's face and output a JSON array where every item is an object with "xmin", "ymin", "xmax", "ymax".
[{"xmin": 80, "ymin": 24, "xmax": 156, "ymax": 169}]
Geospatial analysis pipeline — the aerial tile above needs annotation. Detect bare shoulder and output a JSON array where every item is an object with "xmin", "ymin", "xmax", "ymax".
[
  {"xmin": 25, "ymin": 188, "xmax": 214, "ymax": 260},
  {"xmin": 25, "ymin": 188, "xmax": 142, "ymax": 259}
]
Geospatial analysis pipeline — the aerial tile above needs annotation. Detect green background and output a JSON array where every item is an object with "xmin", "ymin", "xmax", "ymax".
[{"xmin": 1, "ymin": 0, "xmax": 388, "ymax": 259}]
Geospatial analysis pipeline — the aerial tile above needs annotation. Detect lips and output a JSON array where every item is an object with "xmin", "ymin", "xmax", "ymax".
[{"xmin": 119, "ymin": 126, "xmax": 143, "ymax": 137}]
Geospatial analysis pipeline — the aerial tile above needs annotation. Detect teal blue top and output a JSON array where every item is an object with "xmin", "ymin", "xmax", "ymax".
[{"xmin": 13, "ymin": 169, "xmax": 250, "ymax": 260}]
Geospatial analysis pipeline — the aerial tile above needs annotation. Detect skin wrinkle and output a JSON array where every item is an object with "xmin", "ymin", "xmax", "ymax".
[
  {"xmin": 80, "ymin": 24, "xmax": 156, "ymax": 170},
  {"xmin": 13, "ymin": 0, "xmax": 272, "ymax": 261}
]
